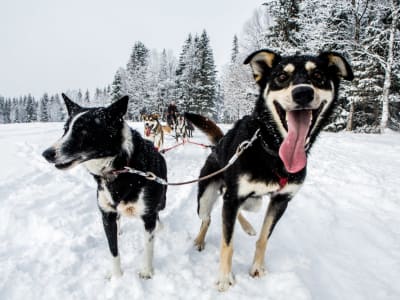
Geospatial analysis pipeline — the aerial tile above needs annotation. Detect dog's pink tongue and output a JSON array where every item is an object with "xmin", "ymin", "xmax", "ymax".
[
  {"xmin": 145, "ymin": 127, "xmax": 151, "ymax": 137},
  {"xmin": 279, "ymin": 110, "xmax": 311, "ymax": 173}
]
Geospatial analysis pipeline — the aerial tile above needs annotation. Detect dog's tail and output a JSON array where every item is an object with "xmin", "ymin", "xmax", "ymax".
[{"xmin": 184, "ymin": 112, "xmax": 224, "ymax": 145}]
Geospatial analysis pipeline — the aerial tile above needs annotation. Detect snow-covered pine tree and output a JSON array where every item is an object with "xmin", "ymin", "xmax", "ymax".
[
  {"xmin": 157, "ymin": 49, "xmax": 177, "ymax": 118},
  {"xmin": 175, "ymin": 31, "xmax": 218, "ymax": 117},
  {"xmin": 317, "ymin": 0, "xmax": 356, "ymax": 131},
  {"xmin": 48, "ymin": 94, "xmax": 64, "ymax": 122},
  {"xmin": 144, "ymin": 50, "xmax": 161, "ymax": 114},
  {"xmin": 3, "ymin": 99, "xmax": 11, "ymax": 123},
  {"xmin": 25, "ymin": 94, "xmax": 36, "ymax": 122},
  {"xmin": 221, "ymin": 35, "xmax": 257, "ymax": 122},
  {"xmin": 196, "ymin": 30, "xmax": 218, "ymax": 118},
  {"xmin": 231, "ymin": 35, "xmax": 239, "ymax": 63},
  {"xmin": 94, "ymin": 87, "xmax": 110, "ymax": 106},
  {"xmin": 126, "ymin": 41, "xmax": 150, "ymax": 120},
  {"xmin": 48, "ymin": 95, "xmax": 56, "ymax": 121},
  {"xmin": 379, "ymin": 0, "xmax": 399, "ymax": 131},
  {"xmin": 175, "ymin": 34, "xmax": 195, "ymax": 112},
  {"xmin": 9, "ymin": 98, "xmax": 19, "ymax": 123},
  {"xmin": 261, "ymin": 0, "xmax": 302, "ymax": 52},
  {"xmin": 0, "ymin": 96, "xmax": 5, "ymax": 123},
  {"xmin": 55, "ymin": 94, "xmax": 65, "ymax": 121},
  {"xmin": 77, "ymin": 89, "xmax": 83, "ymax": 104},
  {"xmin": 333, "ymin": 0, "xmax": 399, "ymax": 132},
  {"xmin": 39, "ymin": 93, "xmax": 49, "ymax": 122},
  {"xmin": 111, "ymin": 68, "xmax": 127, "ymax": 103},
  {"xmin": 84, "ymin": 89, "xmax": 90, "ymax": 105},
  {"xmin": 19, "ymin": 96, "xmax": 28, "ymax": 123}
]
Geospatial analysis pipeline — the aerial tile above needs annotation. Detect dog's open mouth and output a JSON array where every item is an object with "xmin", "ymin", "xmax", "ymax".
[
  {"xmin": 144, "ymin": 125, "xmax": 152, "ymax": 137},
  {"xmin": 274, "ymin": 101, "xmax": 326, "ymax": 173},
  {"xmin": 55, "ymin": 159, "xmax": 80, "ymax": 170}
]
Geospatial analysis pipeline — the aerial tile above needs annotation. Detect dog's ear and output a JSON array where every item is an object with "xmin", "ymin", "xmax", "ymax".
[
  {"xmin": 319, "ymin": 52, "xmax": 354, "ymax": 81},
  {"xmin": 153, "ymin": 113, "xmax": 160, "ymax": 119},
  {"xmin": 107, "ymin": 95, "xmax": 129, "ymax": 119},
  {"xmin": 62, "ymin": 93, "xmax": 82, "ymax": 116},
  {"xmin": 244, "ymin": 49, "xmax": 281, "ymax": 85}
]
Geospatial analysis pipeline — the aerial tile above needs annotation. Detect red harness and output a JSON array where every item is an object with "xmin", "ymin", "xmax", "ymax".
[{"xmin": 274, "ymin": 171, "xmax": 288, "ymax": 190}]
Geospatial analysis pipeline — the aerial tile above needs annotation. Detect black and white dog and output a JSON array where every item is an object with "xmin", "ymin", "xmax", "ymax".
[
  {"xmin": 42, "ymin": 94, "xmax": 167, "ymax": 279},
  {"xmin": 185, "ymin": 50, "xmax": 353, "ymax": 291}
]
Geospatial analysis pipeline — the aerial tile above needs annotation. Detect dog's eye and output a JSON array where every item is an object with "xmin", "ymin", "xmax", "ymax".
[
  {"xmin": 312, "ymin": 71, "xmax": 323, "ymax": 80},
  {"xmin": 277, "ymin": 73, "xmax": 289, "ymax": 82}
]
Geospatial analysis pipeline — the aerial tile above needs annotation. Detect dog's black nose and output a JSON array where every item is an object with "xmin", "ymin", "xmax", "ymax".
[
  {"xmin": 42, "ymin": 147, "xmax": 56, "ymax": 163},
  {"xmin": 292, "ymin": 86, "xmax": 314, "ymax": 106}
]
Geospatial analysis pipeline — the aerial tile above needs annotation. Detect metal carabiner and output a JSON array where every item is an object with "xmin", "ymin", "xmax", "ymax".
[{"xmin": 145, "ymin": 171, "xmax": 157, "ymax": 181}]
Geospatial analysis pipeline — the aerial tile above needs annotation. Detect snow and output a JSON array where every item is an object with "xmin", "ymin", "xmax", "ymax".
[{"xmin": 1, "ymin": 122, "xmax": 400, "ymax": 300}]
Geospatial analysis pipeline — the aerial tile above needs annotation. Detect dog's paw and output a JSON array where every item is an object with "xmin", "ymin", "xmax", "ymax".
[
  {"xmin": 243, "ymin": 226, "xmax": 257, "ymax": 236},
  {"xmin": 105, "ymin": 269, "xmax": 123, "ymax": 281},
  {"xmin": 249, "ymin": 264, "xmax": 267, "ymax": 278},
  {"xmin": 216, "ymin": 273, "xmax": 235, "ymax": 292},
  {"xmin": 138, "ymin": 268, "xmax": 153, "ymax": 279},
  {"xmin": 194, "ymin": 238, "xmax": 205, "ymax": 251}
]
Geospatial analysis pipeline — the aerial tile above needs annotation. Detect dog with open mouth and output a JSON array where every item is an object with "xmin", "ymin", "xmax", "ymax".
[
  {"xmin": 142, "ymin": 113, "xmax": 166, "ymax": 150},
  {"xmin": 42, "ymin": 94, "xmax": 167, "ymax": 280},
  {"xmin": 185, "ymin": 49, "xmax": 353, "ymax": 291}
]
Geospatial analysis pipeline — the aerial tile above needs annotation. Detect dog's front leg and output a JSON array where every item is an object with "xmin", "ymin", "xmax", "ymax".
[
  {"xmin": 250, "ymin": 193, "xmax": 291, "ymax": 277},
  {"xmin": 217, "ymin": 193, "xmax": 239, "ymax": 292},
  {"xmin": 139, "ymin": 214, "xmax": 157, "ymax": 279},
  {"xmin": 101, "ymin": 211, "xmax": 123, "ymax": 279}
]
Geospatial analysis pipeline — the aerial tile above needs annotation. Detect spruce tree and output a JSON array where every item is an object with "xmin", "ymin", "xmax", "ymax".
[
  {"xmin": 176, "ymin": 34, "xmax": 195, "ymax": 112},
  {"xmin": 4, "ymin": 99, "xmax": 11, "ymax": 123},
  {"xmin": 0, "ymin": 96, "xmax": 4, "ymax": 123},
  {"xmin": 84, "ymin": 89, "xmax": 90, "ymax": 105},
  {"xmin": 126, "ymin": 41, "xmax": 150, "ymax": 120},
  {"xmin": 262, "ymin": 0, "xmax": 302, "ymax": 51},
  {"xmin": 25, "ymin": 94, "xmax": 36, "ymax": 122},
  {"xmin": 74, "ymin": 90, "xmax": 81, "ymax": 104},
  {"xmin": 157, "ymin": 49, "xmax": 177, "ymax": 116},
  {"xmin": 111, "ymin": 68, "xmax": 127, "ymax": 103},
  {"xmin": 39, "ymin": 93, "xmax": 49, "ymax": 122},
  {"xmin": 197, "ymin": 30, "xmax": 217, "ymax": 118},
  {"xmin": 231, "ymin": 35, "xmax": 239, "ymax": 63}
]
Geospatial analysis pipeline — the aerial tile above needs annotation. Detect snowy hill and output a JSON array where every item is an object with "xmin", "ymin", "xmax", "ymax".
[{"xmin": 0, "ymin": 122, "xmax": 399, "ymax": 300}]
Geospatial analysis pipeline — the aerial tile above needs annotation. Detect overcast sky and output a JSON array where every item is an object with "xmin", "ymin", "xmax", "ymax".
[{"xmin": 0, "ymin": 0, "xmax": 262, "ymax": 98}]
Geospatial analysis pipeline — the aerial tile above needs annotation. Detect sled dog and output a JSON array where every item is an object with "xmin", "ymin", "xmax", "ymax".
[
  {"xmin": 42, "ymin": 95, "xmax": 167, "ymax": 279},
  {"xmin": 142, "ymin": 113, "xmax": 167, "ymax": 150},
  {"xmin": 185, "ymin": 50, "xmax": 353, "ymax": 291}
]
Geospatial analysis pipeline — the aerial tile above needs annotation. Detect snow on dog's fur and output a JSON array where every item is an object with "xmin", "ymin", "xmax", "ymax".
[{"xmin": 42, "ymin": 94, "xmax": 167, "ymax": 279}]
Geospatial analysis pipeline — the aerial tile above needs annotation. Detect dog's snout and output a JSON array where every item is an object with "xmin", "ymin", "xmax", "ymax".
[
  {"xmin": 292, "ymin": 86, "xmax": 314, "ymax": 106},
  {"xmin": 42, "ymin": 147, "xmax": 56, "ymax": 163}
]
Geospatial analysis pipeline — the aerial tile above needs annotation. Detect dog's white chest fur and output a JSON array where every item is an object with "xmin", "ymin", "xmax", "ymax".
[
  {"xmin": 237, "ymin": 175, "xmax": 280, "ymax": 198},
  {"xmin": 83, "ymin": 157, "xmax": 114, "ymax": 175},
  {"xmin": 97, "ymin": 180, "xmax": 146, "ymax": 218},
  {"xmin": 237, "ymin": 174, "xmax": 301, "ymax": 198}
]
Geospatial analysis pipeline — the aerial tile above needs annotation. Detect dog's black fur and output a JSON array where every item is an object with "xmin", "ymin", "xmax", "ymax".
[
  {"xmin": 42, "ymin": 94, "xmax": 167, "ymax": 279},
  {"xmin": 185, "ymin": 49, "xmax": 353, "ymax": 291}
]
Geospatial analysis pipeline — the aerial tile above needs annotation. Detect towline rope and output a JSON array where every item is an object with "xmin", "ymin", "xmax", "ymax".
[{"xmin": 111, "ymin": 129, "xmax": 261, "ymax": 186}]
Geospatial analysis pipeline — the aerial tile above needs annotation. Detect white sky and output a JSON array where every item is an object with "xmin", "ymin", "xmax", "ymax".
[{"xmin": 0, "ymin": 0, "xmax": 262, "ymax": 98}]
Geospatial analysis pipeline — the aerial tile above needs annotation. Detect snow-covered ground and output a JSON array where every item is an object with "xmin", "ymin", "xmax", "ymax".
[{"xmin": 1, "ymin": 122, "xmax": 400, "ymax": 300}]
